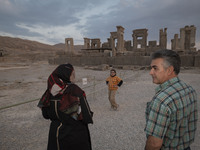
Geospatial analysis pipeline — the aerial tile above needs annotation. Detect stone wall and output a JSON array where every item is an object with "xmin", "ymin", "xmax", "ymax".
[
  {"xmin": 194, "ymin": 55, "xmax": 200, "ymax": 67},
  {"xmin": 49, "ymin": 55, "xmax": 200, "ymax": 67},
  {"xmin": 180, "ymin": 55, "xmax": 195, "ymax": 66}
]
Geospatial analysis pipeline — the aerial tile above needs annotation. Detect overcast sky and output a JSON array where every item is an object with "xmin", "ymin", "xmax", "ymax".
[{"xmin": 0, "ymin": 0, "xmax": 200, "ymax": 49}]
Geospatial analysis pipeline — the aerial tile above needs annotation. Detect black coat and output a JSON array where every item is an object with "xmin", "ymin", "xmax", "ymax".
[{"xmin": 42, "ymin": 100, "xmax": 92, "ymax": 150}]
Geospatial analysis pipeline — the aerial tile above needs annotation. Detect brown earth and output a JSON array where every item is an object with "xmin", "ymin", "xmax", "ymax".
[
  {"xmin": 0, "ymin": 35, "xmax": 83, "ymax": 63},
  {"xmin": 0, "ymin": 36, "xmax": 200, "ymax": 150}
]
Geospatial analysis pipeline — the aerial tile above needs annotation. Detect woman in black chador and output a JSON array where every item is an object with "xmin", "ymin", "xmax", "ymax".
[{"xmin": 38, "ymin": 63, "xmax": 93, "ymax": 150}]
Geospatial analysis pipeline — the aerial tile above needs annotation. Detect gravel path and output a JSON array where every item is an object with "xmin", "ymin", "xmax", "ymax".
[{"xmin": 0, "ymin": 63, "xmax": 200, "ymax": 150}]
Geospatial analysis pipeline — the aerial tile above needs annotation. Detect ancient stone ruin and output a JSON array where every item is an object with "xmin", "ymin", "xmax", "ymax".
[
  {"xmin": 65, "ymin": 38, "xmax": 74, "ymax": 55},
  {"xmin": 171, "ymin": 25, "xmax": 196, "ymax": 52},
  {"xmin": 53, "ymin": 25, "xmax": 199, "ymax": 67}
]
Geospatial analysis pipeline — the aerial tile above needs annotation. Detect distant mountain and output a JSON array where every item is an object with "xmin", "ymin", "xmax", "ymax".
[
  {"xmin": 0, "ymin": 36, "xmax": 62, "ymax": 52},
  {"xmin": 0, "ymin": 36, "xmax": 83, "ymax": 62},
  {"xmin": 0, "ymin": 36, "xmax": 82, "ymax": 63},
  {"xmin": 54, "ymin": 43, "xmax": 65, "ymax": 49},
  {"xmin": 0, "ymin": 36, "xmax": 84, "ymax": 52}
]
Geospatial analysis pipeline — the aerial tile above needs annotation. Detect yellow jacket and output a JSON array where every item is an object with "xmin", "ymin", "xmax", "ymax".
[{"xmin": 106, "ymin": 76, "xmax": 122, "ymax": 90}]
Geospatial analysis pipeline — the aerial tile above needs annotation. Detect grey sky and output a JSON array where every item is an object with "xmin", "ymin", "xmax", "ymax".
[{"xmin": 0, "ymin": 0, "xmax": 199, "ymax": 49}]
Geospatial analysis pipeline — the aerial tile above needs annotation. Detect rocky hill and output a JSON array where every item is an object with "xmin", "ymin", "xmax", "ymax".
[{"xmin": 0, "ymin": 36, "xmax": 83, "ymax": 64}]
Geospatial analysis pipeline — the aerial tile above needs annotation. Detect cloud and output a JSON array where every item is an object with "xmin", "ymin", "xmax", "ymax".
[
  {"xmin": 15, "ymin": 22, "xmax": 87, "ymax": 44},
  {"xmin": 0, "ymin": 0, "xmax": 18, "ymax": 14},
  {"xmin": 0, "ymin": 0, "xmax": 199, "ymax": 49}
]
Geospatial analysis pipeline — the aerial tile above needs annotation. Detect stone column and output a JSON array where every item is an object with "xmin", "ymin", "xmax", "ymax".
[
  {"xmin": 180, "ymin": 28, "xmax": 185, "ymax": 50},
  {"xmin": 159, "ymin": 28, "xmax": 167, "ymax": 49},
  {"xmin": 174, "ymin": 34, "xmax": 179, "ymax": 50},
  {"xmin": 171, "ymin": 39, "xmax": 174, "ymax": 50},
  {"xmin": 189, "ymin": 25, "xmax": 196, "ymax": 48},
  {"xmin": 185, "ymin": 28, "xmax": 191, "ymax": 50},
  {"xmin": 110, "ymin": 32, "xmax": 117, "ymax": 56},
  {"xmin": 84, "ymin": 38, "xmax": 90, "ymax": 49},
  {"xmin": 107, "ymin": 38, "xmax": 111, "ymax": 47},
  {"xmin": 116, "ymin": 26, "xmax": 125, "ymax": 53},
  {"xmin": 65, "ymin": 38, "xmax": 74, "ymax": 54},
  {"xmin": 132, "ymin": 33, "xmax": 137, "ymax": 49}
]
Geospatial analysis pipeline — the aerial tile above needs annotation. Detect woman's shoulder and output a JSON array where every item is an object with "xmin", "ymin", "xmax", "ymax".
[
  {"xmin": 68, "ymin": 83, "xmax": 84, "ymax": 95},
  {"xmin": 68, "ymin": 83, "xmax": 80, "ymax": 89}
]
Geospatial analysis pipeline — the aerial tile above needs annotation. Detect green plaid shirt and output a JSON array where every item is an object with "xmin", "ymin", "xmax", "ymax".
[{"xmin": 145, "ymin": 77, "xmax": 198, "ymax": 150}]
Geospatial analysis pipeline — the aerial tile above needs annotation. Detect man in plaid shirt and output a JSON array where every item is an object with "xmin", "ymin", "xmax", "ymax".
[{"xmin": 144, "ymin": 49, "xmax": 198, "ymax": 150}]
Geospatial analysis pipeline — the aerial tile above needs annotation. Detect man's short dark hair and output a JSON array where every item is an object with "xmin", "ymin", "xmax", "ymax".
[{"xmin": 151, "ymin": 49, "xmax": 181, "ymax": 75}]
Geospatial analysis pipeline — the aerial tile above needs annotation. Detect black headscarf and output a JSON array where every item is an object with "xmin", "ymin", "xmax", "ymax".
[
  {"xmin": 38, "ymin": 63, "xmax": 74, "ymax": 108},
  {"xmin": 52, "ymin": 64, "xmax": 74, "ymax": 84},
  {"xmin": 38, "ymin": 63, "xmax": 93, "ymax": 124}
]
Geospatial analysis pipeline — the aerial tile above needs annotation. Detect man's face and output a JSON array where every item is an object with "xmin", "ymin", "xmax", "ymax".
[{"xmin": 149, "ymin": 58, "xmax": 170, "ymax": 84}]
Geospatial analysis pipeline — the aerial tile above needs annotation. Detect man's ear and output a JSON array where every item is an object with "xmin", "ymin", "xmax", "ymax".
[{"xmin": 167, "ymin": 66, "xmax": 174, "ymax": 75}]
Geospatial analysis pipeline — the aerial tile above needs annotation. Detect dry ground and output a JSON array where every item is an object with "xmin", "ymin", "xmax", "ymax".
[{"xmin": 0, "ymin": 61, "xmax": 200, "ymax": 150}]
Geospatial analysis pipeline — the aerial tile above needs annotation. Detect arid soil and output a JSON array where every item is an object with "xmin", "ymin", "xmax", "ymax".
[
  {"xmin": 0, "ymin": 36, "xmax": 199, "ymax": 150},
  {"xmin": 0, "ymin": 60, "xmax": 200, "ymax": 150}
]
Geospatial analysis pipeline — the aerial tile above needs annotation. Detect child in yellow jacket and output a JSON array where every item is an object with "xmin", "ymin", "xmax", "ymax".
[{"xmin": 106, "ymin": 69, "xmax": 123, "ymax": 110}]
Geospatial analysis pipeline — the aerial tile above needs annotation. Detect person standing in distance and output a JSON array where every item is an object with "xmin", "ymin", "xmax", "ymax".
[
  {"xmin": 144, "ymin": 49, "xmax": 198, "ymax": 150},
  {"xmin": 106, "ymin": 69, "xmax": 123, "ymax": 110}
]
